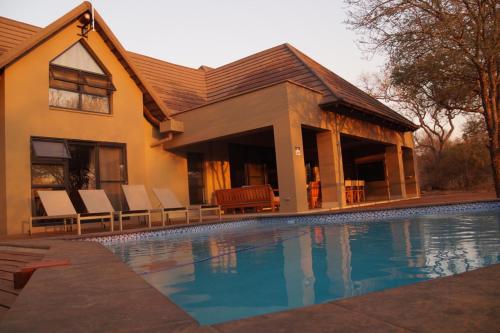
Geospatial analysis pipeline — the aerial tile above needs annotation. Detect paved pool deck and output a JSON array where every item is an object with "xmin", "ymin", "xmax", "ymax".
[{"xmin": 0, "ymin": 192, "xmax": 498, "ymax": 332}]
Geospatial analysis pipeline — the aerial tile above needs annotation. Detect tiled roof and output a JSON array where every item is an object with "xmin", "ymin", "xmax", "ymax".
[
  {"xmin": 0, "ymin": 9, "xmax": 417, "ymax": 130},
  {"xmin": 0, "ymin": 17, "xmax": 40, "ymax": 57},
  {"xmin": 205, "ymin": 44, "xmax": 331, "ymax": 102},
  {"xmin": 128, "ymin": 51, "xmax": 207, "ymax": 113}
]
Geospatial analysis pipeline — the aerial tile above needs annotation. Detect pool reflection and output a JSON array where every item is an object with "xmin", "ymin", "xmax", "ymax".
[{"xmin": 107, "ymin": 210, "xmax": 500, "ymax": 324}]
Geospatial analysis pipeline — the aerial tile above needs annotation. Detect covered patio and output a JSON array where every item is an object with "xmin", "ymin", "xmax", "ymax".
[{"xmin": 163, "ymin": 81, "xmax": 420, "ymax": 214}]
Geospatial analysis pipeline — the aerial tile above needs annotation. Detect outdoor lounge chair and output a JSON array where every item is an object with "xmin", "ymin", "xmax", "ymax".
[
  {"xmin": 121, "ymin": 185, "xmax": 160, "ymax": 230},
  {"xmin": 152, "ymin": 188, "xmax": 221, "ymax": 223},
  {"xmin": 29, "ymin": 190, "xmax": 113, "ymax": 236},
  {"xmin": 78, "ymin": 189, "xmax": 116, "ymax": 231}
]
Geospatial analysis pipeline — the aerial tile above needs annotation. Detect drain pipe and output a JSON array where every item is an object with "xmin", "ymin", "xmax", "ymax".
[{"xmin": 150, "ymin": 132, "xmax": 173, "ymax": 148}]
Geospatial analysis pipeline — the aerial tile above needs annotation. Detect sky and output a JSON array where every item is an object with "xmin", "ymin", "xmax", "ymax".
[{"xmin": 0, "ymin": 0, "xmax": 385, "ymax": 83}]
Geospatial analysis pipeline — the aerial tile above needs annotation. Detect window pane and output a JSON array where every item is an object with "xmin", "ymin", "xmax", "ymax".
[
  {"xmin": 49, "ymin": 88, "xmax": 79, "ymax": 109},
  {"xmin": 31, "ymin": 164, "xmax": 65, "ymax": 185},
  {"xmin": 99, "ymin": 146, "xmax": 124, "ymax": 181},
  {"xmin": 81, "ymin": 94, "xmax": 110, "ymax": 114},
  {"xmin": 68, "ymin": 144, "xmax": 96, "ymax": 190},
  {"xmin": 32, "ymin": 140, "xmax": 70, "ymax": 159}
]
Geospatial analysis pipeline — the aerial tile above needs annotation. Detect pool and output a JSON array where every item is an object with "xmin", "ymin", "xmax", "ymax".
[{"xmin": 101, "ymin": 203, "xmax": 500, "ymax": 325}]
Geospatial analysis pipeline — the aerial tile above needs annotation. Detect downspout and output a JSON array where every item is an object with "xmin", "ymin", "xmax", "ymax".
[{"xmin": 150, "ymin": 133, "xmax": 173, "ymax": 148}]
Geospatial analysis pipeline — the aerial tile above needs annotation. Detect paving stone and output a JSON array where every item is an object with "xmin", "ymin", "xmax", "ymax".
[
  {"xmin": 334, "ymin": 266, "xmax": 500, "ymax": 333},
  {"xmin": 214, "ymin": 302, "xmax": 409, "ymax": 333}
]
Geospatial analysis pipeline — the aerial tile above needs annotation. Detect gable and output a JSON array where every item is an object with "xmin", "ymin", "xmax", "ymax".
[{"xmin": 0, "ymin": 3, "xmax": 169, "ymax": 126}]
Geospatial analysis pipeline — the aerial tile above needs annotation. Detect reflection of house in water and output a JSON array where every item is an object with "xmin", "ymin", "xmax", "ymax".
[
  {"xmin": 208, "ymin": 238, "xmax": 237, "ymax": 273},
  {"xmin": 324, "ymin": 225, "xmax": 352, "ymax": 298},
  {"xmin": 283, "ymin": 227, "xmax": 315, "ymax": 307}
]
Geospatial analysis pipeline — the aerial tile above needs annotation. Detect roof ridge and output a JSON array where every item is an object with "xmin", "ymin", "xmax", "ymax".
[
  {"xmin": 284, "ymin": 43, "xmax": 340, "ymax": 102},
  {"xmin": 127, "ymin": 51, "xmax": 204, "ymax": 73},
  {"xmin": 209, "ymin": 43, "xmax": 289, "ymax": 73}
]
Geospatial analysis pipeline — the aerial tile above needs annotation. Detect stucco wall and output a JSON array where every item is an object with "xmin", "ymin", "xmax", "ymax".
[{"xmin": 1, "ymin": 20, "xmax": 186, "ymax": 234}]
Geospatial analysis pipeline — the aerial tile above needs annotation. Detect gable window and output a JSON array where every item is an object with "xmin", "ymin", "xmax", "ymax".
[{"xmin": 49, "ymin": 41, "xmax": 115, "ymax": 114}]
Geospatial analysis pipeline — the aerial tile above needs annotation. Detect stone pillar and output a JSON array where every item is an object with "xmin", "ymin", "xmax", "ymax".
[
  {"xmin": 385, "ymin": 144, "xmax": 407, "ymax": 199},
  {"xmin": 402, "ymin": 147, "xmax": 420, "ymax": 198},
  {"xmin": 316, "ymin": 130, "xmax": 346, "ymax": 208},
  {"xmin": 273, "ymin": 122, "xmax": 308, "ymax": 212}
]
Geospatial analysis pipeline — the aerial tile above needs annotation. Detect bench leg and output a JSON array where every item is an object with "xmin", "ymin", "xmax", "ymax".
[{"xmin": 110, "ymin": 213, "xmax": 114, "ymax": 232}]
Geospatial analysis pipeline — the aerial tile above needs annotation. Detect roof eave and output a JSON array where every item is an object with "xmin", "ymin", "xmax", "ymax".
[{"xmin": 319, "ymin": 99, "xmax": 419, "ymax": 132}]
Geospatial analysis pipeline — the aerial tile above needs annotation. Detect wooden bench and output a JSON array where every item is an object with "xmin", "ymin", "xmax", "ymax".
[{"xmin": 215, "ymin": 185, "xmax": 278, "ymax": 214}]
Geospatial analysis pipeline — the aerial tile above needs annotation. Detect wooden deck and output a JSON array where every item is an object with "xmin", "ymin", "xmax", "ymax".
[{"xmin": 0, "ymin": 246, "xmax": 46, "ymax": 320}]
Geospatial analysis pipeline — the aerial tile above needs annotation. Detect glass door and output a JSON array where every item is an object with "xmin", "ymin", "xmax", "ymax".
[
  {"xmin": 187, "ymin": 153, "xmax": 205, "ymax": 205},
  {"xmin": 98, "ymin": 145, "xmax": 127, "ymax": 210}
]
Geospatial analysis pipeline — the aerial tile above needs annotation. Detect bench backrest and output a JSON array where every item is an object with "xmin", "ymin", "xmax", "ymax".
[{"xmin": 215, "ymin": 185, "xmax": 274, "ymax": 206}]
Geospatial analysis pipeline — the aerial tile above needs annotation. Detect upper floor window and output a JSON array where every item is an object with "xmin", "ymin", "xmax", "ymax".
[{"xmin": 49, "ymin": 41, "xmax": 115, "ymax": 114}]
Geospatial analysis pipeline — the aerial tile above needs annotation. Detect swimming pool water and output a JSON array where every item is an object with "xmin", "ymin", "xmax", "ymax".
[{"xmin": 105, "ymin": 209, "xmax": 500, "ymax": 324}]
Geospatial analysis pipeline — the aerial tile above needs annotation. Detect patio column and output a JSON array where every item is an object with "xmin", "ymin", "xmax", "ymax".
[
  {"xmin": 273, "ymin": 122, "xmax": 308, "ymax": 212},
  {"xmin": 316, "ymin": 130, "xmax": 346, "ymax": 208},
  {"xmin": 385, "ymin": 144, "xmax": 407, "ymax": 199}
]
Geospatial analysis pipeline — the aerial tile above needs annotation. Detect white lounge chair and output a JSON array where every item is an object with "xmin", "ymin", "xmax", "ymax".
[
  {"xmin": 151, "ymin": 188, "xmax": 189, "ymax": 225},
  {"xmin": 121, "ymin": 185, "xmax": 160, "ymax": 230},
  {"xmin": 30, "ymin": 190, "xmax": 113, "ymax": 235},
  {"xmin": 78, "ymin": 189, "xmax": 116, "ymax": 231},
  {"xmin": 153, "ymin": 188, "xmax": 221, "ymax": 223}
]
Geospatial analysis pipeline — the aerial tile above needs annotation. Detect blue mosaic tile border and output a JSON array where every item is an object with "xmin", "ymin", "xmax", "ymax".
[{"xmin": 87, "ymin": 201, "xmax": 500, "ymax": 245}]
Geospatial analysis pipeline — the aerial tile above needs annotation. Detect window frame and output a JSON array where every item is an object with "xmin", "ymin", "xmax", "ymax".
[
  {"xmin": 48, "ymin": 39, "xmax": 115, "ymax": 115},
  {"xmin": 30, "ymin": 136, "xmax": 128, "ymax": 216}
]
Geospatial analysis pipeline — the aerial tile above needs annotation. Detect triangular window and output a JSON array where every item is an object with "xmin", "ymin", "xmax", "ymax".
[
  {"xmin": 49, "ymin": 41, "xmax": 115, "ymax": 114},
  {"xmin": 52, "ymin": 42, "xmax": 105, "ymax": 74}
]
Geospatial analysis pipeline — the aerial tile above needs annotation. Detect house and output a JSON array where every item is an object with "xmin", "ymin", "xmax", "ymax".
[{"xmin": 0, "ymin": 2, "xmax": 419, "ymax": 235}]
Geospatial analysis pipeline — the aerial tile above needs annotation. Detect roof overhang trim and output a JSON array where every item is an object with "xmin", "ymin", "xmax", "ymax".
[{"xmin": 319, "ymin": 99, "xmax": 420, "ymax": 132}]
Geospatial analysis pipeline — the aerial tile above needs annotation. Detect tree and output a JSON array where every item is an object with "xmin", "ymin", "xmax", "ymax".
[
  {"xmin": 346, "ymin": 0, "xmax": 500, "ymax": 196},
  {"xmin": 360, "ymin": 72, "xmax": 459, "ymax": 163}
]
